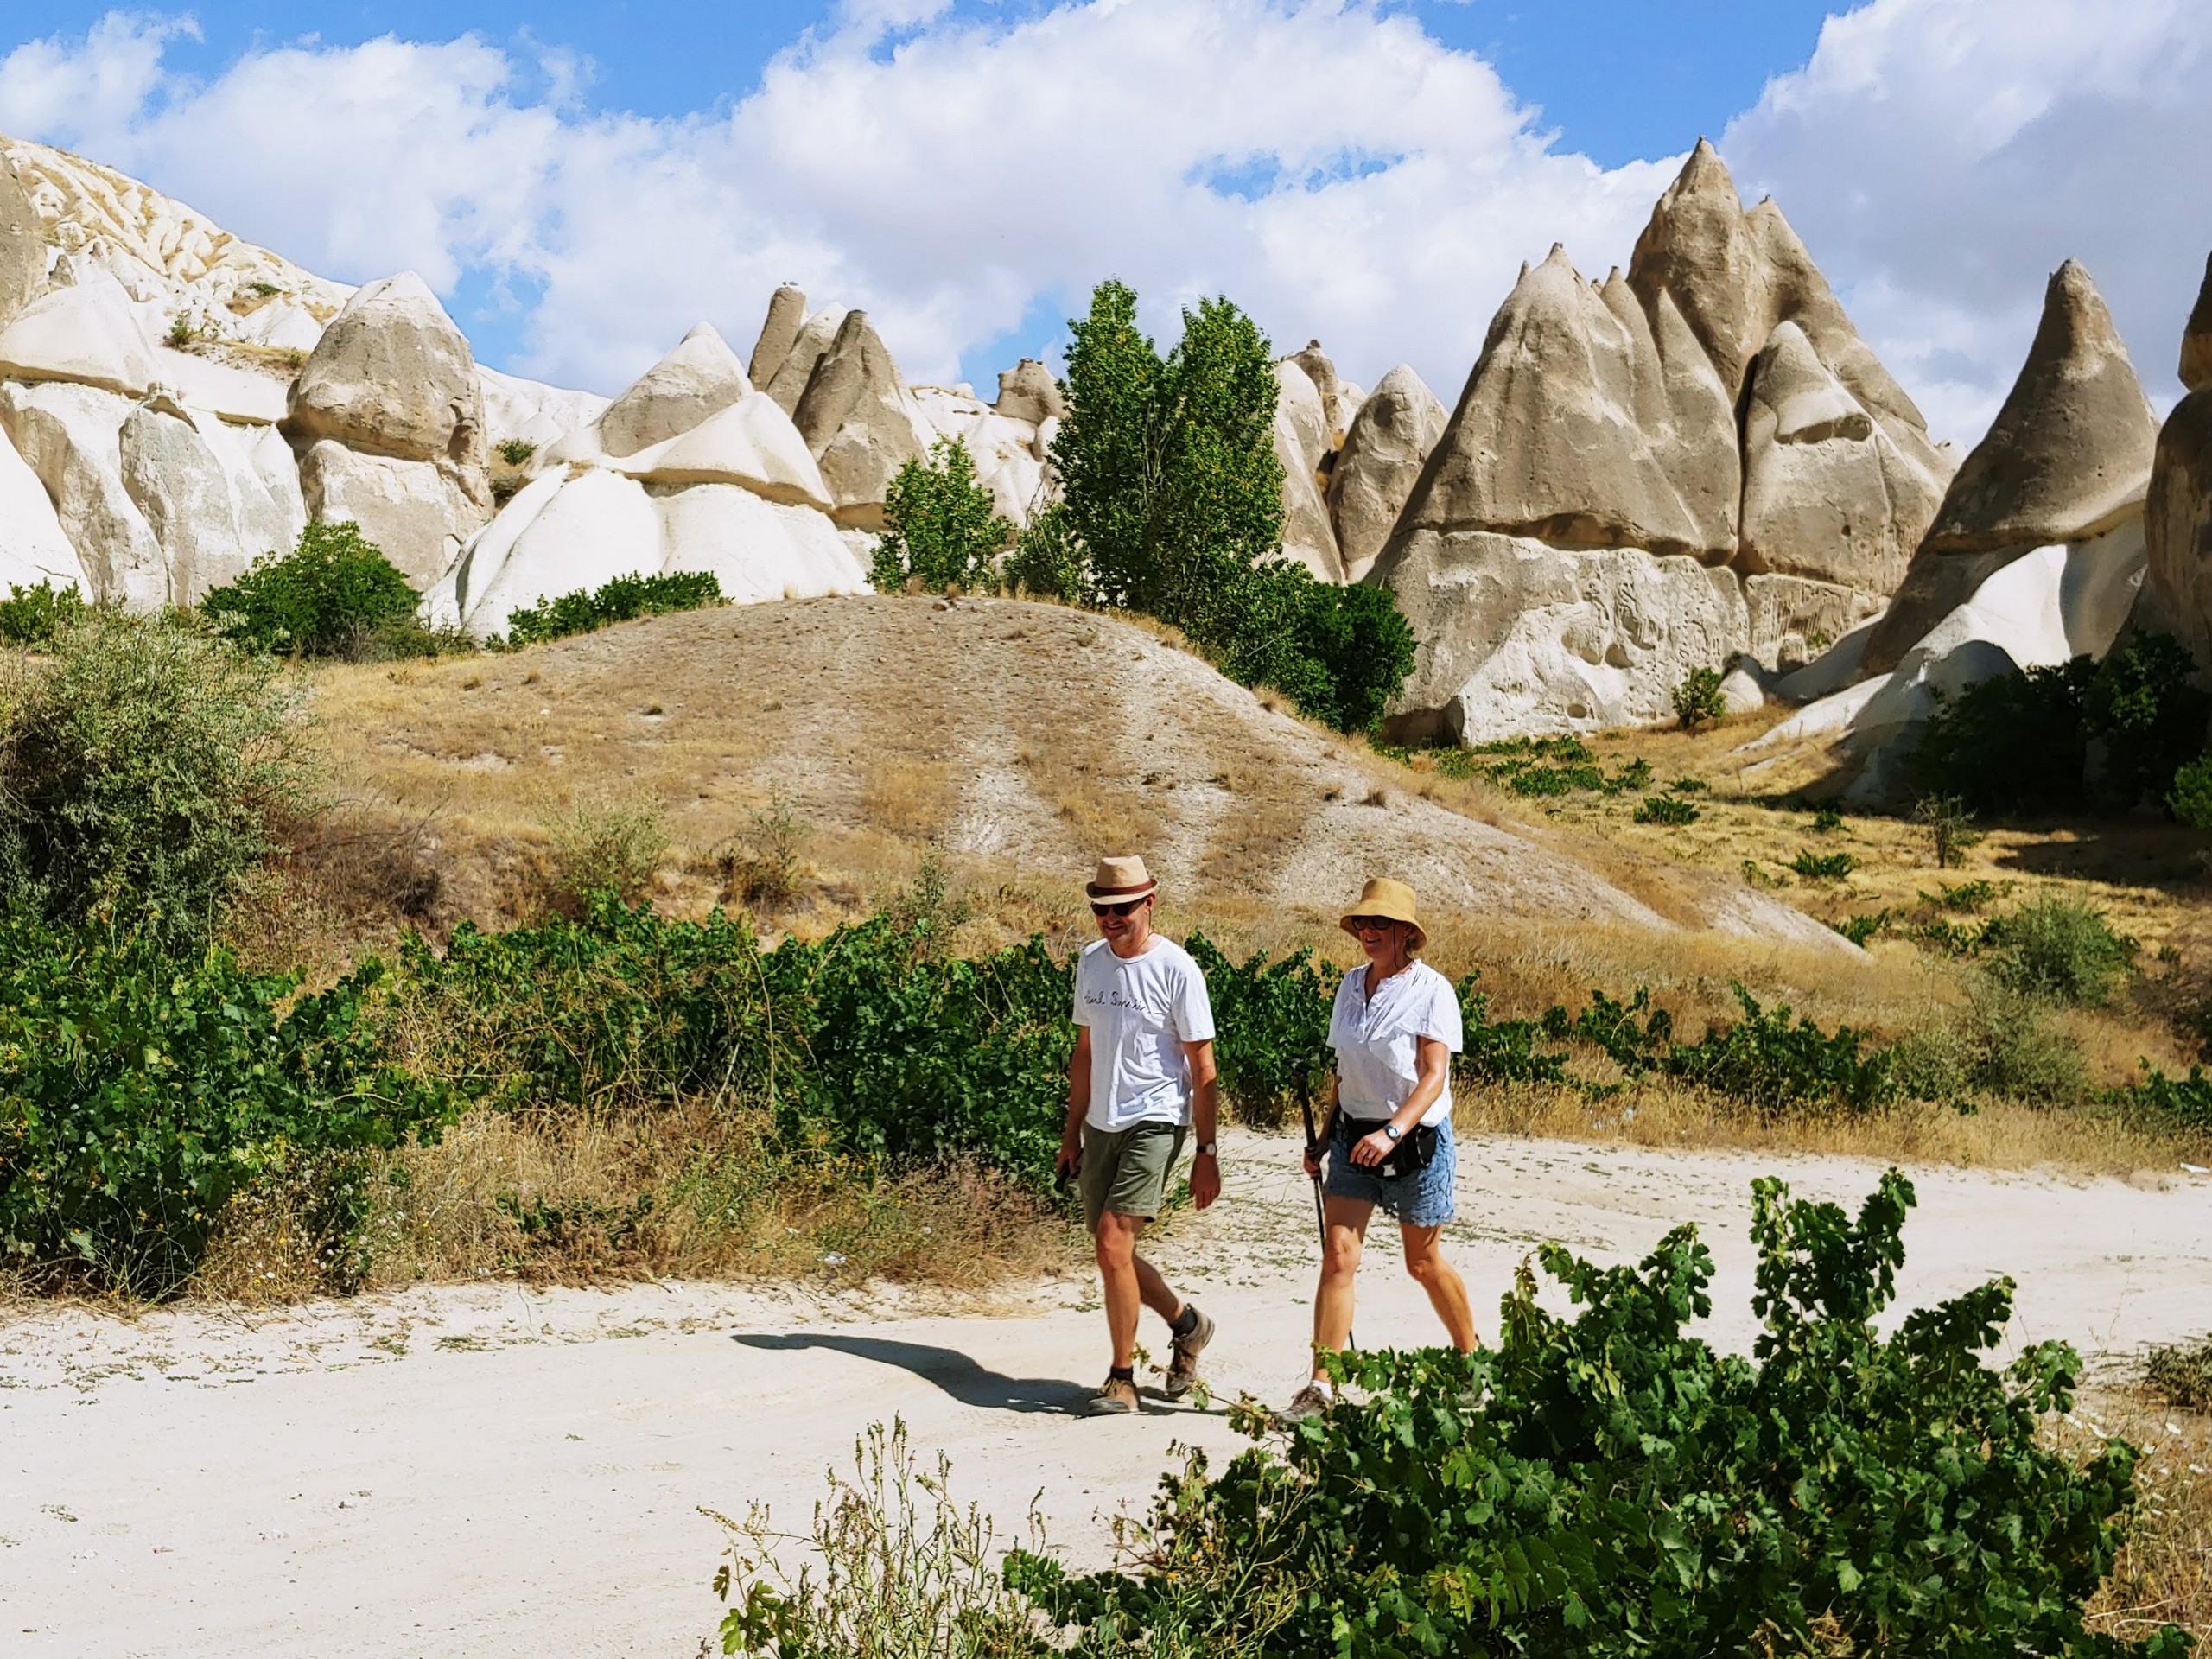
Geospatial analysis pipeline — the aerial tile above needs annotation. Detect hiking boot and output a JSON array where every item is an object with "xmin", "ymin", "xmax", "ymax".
[
  {"xmin": 1279, "ymin": 1381, "xmax": 1334, "ymax": 1423},
  {"xmin": 1162, "ymin": 1306, "xmax": 1215, "ymax": 1400},
  {"xmin": 1087, "ymin": 1375, "xmax": 1141, "ymax": 1415}
]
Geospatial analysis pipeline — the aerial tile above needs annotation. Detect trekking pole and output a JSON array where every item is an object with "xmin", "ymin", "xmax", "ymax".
[{"xmin": 1300, "ymin": 1095, "xmax": 1351, "ymax": 1352}]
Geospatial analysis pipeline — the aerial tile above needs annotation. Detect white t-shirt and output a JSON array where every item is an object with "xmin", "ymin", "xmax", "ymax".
[
  {"xmin": 1072, "ymin": 937, "xmax": 1217, "ymax": 1131},
  {"xmin": 1328, "ymin": 958, "xmax": 1463, "ymax": 1127}
]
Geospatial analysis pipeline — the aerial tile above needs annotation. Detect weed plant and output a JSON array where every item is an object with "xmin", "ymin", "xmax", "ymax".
[
  {"xmin": 1789, "ymin": 849, "xmax": 1858, "ymax": 880},
  {"xmin": 547, "ymin": 795, "xmax": 669, "ymax": 906},
  {"xmin": 2142, "ymin": 1335, "xmax": 2212, "ymax": 1412},
  {"xmin": 0, "ymin": 579, "xmax": 86, "ymax": 645},
  {"xmin": 999, "ymin": 1173, "xmax": 2186, "ymax": 1657},
  {"xmin": 493, "ymin": 571, "xmax": 723, "ymax": 650},
  {"xmin": 1634, "ymin": 792, "xmax": 1699, "ymax": 825},
  {"xmin": 1672, "ymin": 665, "xmax": 1726, "ymax": 731},
  {"xmin": 1982, "ymin": 897, "xmax": 2139, "ymax": 1007}
]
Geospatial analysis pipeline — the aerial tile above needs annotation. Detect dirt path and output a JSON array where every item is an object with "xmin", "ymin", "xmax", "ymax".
[{"xmin": 5, "ymin": 1134, "xmax": 2208, "ymax": 1658}]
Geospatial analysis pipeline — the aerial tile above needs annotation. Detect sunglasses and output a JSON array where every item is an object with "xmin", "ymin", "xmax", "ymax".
[
  {"xmin": 1090, "ymin": 898, "xmax": 1147, "ymax": 918},
  {"xmin": 1346, "ymin": 915, "xmax": 1397, "ymax": 932}
]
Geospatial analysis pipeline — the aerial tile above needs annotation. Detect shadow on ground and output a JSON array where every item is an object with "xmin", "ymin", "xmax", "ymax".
[{"xmin": 734, "ymin": 1332, "xmax": 1096, "ymax": 1414}]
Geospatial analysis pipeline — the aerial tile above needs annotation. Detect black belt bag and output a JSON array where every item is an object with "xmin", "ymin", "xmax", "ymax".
[{"xmin": 1338, "ymin": 1117, "xmax": 1440, "ymax": 1181}]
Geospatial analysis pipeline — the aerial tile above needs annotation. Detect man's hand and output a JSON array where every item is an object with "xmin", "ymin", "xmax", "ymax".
[
  {"xmin": 1055, "ymin": 1127, "xmax": 1082, "ymax": 1185},
  {"xmin": 1190, "ymin": 1150, "xmax": 1221, "ymax": 1211}
]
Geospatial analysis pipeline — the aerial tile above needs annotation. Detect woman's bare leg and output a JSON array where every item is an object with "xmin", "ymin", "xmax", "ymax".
[
  {"xmin": 1313, "ymin": 1195, "xmax": 1373, "ymax": 1378},
  {"xmin": 1400, "ymin": 1223, "xmax": 1478, "ymax": 1352}
]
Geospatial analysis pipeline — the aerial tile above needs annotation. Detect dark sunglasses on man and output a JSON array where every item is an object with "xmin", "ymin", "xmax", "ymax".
[{"xmin": 1091, "ymin": 898, "xmax": 1147, "ymax": 918}]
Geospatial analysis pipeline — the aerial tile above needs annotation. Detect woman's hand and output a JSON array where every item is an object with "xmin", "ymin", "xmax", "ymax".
[
  {"xmin": 1302, "ymin": 1141, "xmax": 1322, "ymax": 1179},
  {"xmin": 1351, "ymin": 1127, "xmax": 1397, "ymax": 1167}
]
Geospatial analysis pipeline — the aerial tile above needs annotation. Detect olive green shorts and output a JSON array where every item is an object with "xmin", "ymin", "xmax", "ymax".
[{"xmin": 1079, "ymin": 1121, "xmax": 1187, "ymax": 1231}]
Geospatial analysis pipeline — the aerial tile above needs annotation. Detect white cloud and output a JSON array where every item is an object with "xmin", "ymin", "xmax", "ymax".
[
  {"xmin": 0, "ymin": 3, "xmax": 1674, "ymax": 400},
  {"xmin": 0, "ymin": 0, "xmax": 2205, "ymax": 454},
  {"xmin": 1725, "ymin": 0, "xmax": 2212, "ymax": 443}
]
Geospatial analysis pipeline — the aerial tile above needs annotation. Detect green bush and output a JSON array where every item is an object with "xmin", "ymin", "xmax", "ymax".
[
  {"xmin": 1455, "ymin": 736, "xmax": 1650, "ymax": 798},
  {"xmin": 200, "ymin": 522, "xmax": 434, "ymax": 658},
  {"xmin": 2140, "ymin": 1332, "xmax": 2212, "ymax": 1410},
  {"xmin": 0, "ymin": 611, "xmax": 316, "ymax": 949},
  {"xmin": 1830, "ymin": 910, "xmax": 1893, "ymax": 947},
  {"xmin": 1633, "ymin": 792, "xmax": 1699, "ymax": 825},
  {"xmin": 1662, "ymin": 984, "xmax": 1895, "ymax": 1114},
  {"xmin": 1911, "ymin": 791, "xmax": 1986, "ymax": 869},
  {"xmin": 0, "ymin": 919, "xmax": 449, "ymax": 1296},
  {"xmin": 2169, "ymin": 753, "xmax": 2212, "ymax": 829},
  {"xmin": 1206, "ymin": 561, "xmax": 1415, "ymax": 734},
  {"xmin": 1809, "ymin": 804, "xmax": 1844, "ymax": 832},
  {"xmin": 1010, "ymin": 1172, "xmax": 2177, "ymax": 1658},
  {"xmin": 1186, "ymin": 938, "xmax": 1332, "ymax": 1129},
  {"xmin": 1671, "ymin": 665, "xmax": 1726, "ymax": 731},
  {"xmin": 1909, "ymin": 633, "xmax": 2211, "ymax": 816},
  {"xmin": 1963, "ymin": 982, "xmax": 2089, "ymax": 1104},
  {"xmin": 1981, "ymin": 896, "xmax": 2137, "ymax": 1006},
  {"xmin": 496, "ymin": 438, "xmax": 537, "ymax": 467},
  {"xmin": 1788, "ymin": 849, "xmax": 1857, "ymax": 880},
  {"xmin": 494, "ymin": 570, "xmax": 722, "ymax": 650},
  {"xmin": 871, "ymin": 437, "xmax": 1016, "ymax": 595},
  {"xmin": 1001, "ymin": 500, "xmax": 1085, "ymax": 604},
  {"xmin": 2117, "ymin": 1062, "xmax": 2212, "ymax": 1132},
  {"xmin": 547, "ymin": 795, "xmax": 669, "ymax": 906},
  {"xmin": 0, "ymin": 580, "xmax": 86, "ymax": 646}
]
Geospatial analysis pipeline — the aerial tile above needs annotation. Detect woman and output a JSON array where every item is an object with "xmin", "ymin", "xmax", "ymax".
[{"xmin": 1285, "ymin": 877, "xmax": 1478, "ymax": 1420}]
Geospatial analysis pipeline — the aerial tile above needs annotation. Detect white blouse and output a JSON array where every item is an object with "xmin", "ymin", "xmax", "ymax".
[{"xmin": 1326, "ymin": 958, "xmax": 1464, "ymax": 1127}]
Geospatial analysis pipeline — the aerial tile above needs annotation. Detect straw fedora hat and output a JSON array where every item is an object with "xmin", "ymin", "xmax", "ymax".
[
  {"xmin": 1340, "ymin": 876, "xmax": 1425, "ymax": 952},
  {"xmin": 1086, "ymin": 854, "xmax": 1158, "ymax": 903}
]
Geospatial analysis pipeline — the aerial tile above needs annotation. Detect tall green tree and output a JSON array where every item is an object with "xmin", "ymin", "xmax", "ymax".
[{"xmin": 869, "ymin": 437, "xmax": 1015, "ymax": 595}]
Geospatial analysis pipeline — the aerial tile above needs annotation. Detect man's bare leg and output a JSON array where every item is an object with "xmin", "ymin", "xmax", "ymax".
[{"xmin": 1095, "ymin": 1211, "xmax": 1184, "ymax": 1369}]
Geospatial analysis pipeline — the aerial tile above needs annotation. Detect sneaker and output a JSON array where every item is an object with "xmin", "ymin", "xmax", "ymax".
[
  {"xmin": 1087, "ymin": 1375, "xmax": 1141, "ymax": 1415},
  {"xmin": 1280, "ymin": 1381, "xmax": 1334, "ymax": 1423},
  {"xmin": 1162, "ymin": 1306, "xmax": 1215, "ymax": 1400}
]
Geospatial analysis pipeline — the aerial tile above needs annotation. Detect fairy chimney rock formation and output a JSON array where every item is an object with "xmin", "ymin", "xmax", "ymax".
[
  {"xmin": 747, "ymin": 284, "xmax": 807, "ymax": 389},
  {"xmin": 791, "ymin": 308, "xmax": 932, "ymax": 529},
  {"xmin": 2141, "ymin": 252, "xmax": 2212, "ymax": 675},
  {"xmin": 595, "ymin": 322, "xmax": 751, "ymax": 459},
  {"xmin": 2182, "ymin": 252, "xmax": 2212, "ymax": 395},
  {"xmin": 1327, "ymin": 364, "xmax": 1446, "ymax": 581},
  {"xmin": 1865, "ymin": 259, "xmax": 2158, "ymax": 672},
  {"xmin": 0, "ymin": 150, "xmax": 40, "ymax": 337},
  {"xmin": 993, "ymin": 357, "xmax": 1065, "ymax": 425}
]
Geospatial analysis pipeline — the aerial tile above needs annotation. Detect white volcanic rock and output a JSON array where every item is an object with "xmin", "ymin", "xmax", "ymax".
[
  {"xmin": 912, "ymin": 385, "xmax": 1042, "ymax": 524},
  {"xmin": 748, "ymin": 284, "xmax": 808, "ymax": 388},
  {"xmin": 1738, "ymin": 321, "xmax": 1941, "ymax": 594},
  {"xmin": 1865, "ymin": 260, "xmax": 2158, "ymax": 674},
  {"xmin": 1273, "ymin": 361, "xmax": 1344, "ymax": 582},
  {"xmin": 791, "ymin": 310, "xmax": 933, "ymax": 530},
  {"xmin": 435, "ymin": 468, "xmax": 663, "ymax": 636},
  {"xmin": 1373, "ymin": 527, "xmax": 1747, "ymax": 742},
  {"xmin": 300, "ymin": 439, "xmax": 490, "ymax": 588},
  {"xmin": 1743, "ymin": 572, "xmax": 1883, "ymax": 676},
  {"xmin": 2139, "ymin": 254, "xmax": 2212, "ymax": 674},
  {"xmin": 286, "ymin": 273, "xmax": 488, "ymax": 478},
  {"xmin": 764, "ymin": 304, "xmax": 849, "ymax": 416},
  {"xmin": 149, "ymin": 346, "xmax": 289, "ymax": 423},
  {"xmin": 0, "ymin": 265, "xmax": 159, "ymax": 395},
  {"xmin": 1719, "ymin": 660, "xmax": 1766, "ymax": 715},
  {"xmin": 1741, "ymin": 523, "xmax": 2147, "ymax": 802},
  {"xmin": 480, "ymin": 367, "xmax": 608, "ymax": 455},
  {"xmin": 656, "ymin": 485, "xmax": 871, "ymax": 604},
  {"xmin": 0, "ymin": 149, "xmax": 39, "ymax": 335},
  {"xmin": 992, "ymin": 358, "xmax": 1065, "ymax": 427},
  {"xmin": 0, "ymin": 380, "xmax": 167, "ymax": 608},
  {"xmin": 118, "ymin": 402, "xmax": 273, "ymax": 603},
  {"xmin": 620, "ymin": 392, "xmax": 836, "ymax": 512},
  {"xmin": 596, "ymin": 323, "xmax": 751, "ymax": 459},
  {"xmin": 1329, "ymin": 365, "xmax": 1447, "ymax": 582},
  {"xmin": 1290, "ymin": 341, "xmax": 1351, "ymax": 446},
  {"xmin": 3, "ymin": 137, "xmax": 348, "ymax": 340},
  {"xmin": 0, "ymin": 422, "xmax": 88, "ymax": 593}
]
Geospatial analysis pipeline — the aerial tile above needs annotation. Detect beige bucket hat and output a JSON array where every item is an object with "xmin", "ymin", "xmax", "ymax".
[
  {"xmin": 1086, "ymin": 854, "xmax": 1157, "ymax": 903},
  {"xmin": 1340, "ymin": 876, "xmax": 1426, "ymax": 953}
]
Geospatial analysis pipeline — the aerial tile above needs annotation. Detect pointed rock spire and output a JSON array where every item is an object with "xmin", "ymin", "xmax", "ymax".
[
  {"xmin": 748, "ymin": 284, "xmax": 806, "ymax": 388},
  {"xmin": 597, "ymin": 321, "xmax": 751, "ymax": 459},
  {"xmin": 2182, "ymin": 251, "xmax": 2212, "ymax": 393},
  {"xmin": 1328, "ymin": 363, "xmax": 1446, "ymax": 581},
  {"xmin": 1626, "ymin": 138, "xmax": 1765, "ymax": 397},
  {"xmin": 791, "ymin": 309, "xmax": 931, "ymax": 528}
]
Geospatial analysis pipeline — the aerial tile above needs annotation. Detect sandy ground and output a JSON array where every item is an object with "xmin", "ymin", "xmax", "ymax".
[{"xmin": 4, "ymin": 1133, "xmax": 2209, "ymax": 1658}]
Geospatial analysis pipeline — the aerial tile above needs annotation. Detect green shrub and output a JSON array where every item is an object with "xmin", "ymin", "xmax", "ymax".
[
  {"xmin": 0, "ymin": 612, "xmax": 316, "ymax": 949},
  {"xmin": 496, "ymin": 438, "xmax": 537, "ymax": 467},
  {"xmin": 1830, "ymin": 910, "xmax": 1893, "ymax": 947},
  {"xmin": 1662, "ymin": 983, "xmax": 1894, "ymax": 1114},
  {"xmin": 1810, "ymin": 804, "xmax": 1844, "ymax": 833},
  {"xmin": 1205, "ymin": 561, "xmax": 1415, "ymax": 733},
  {"xmin": 1981, "ymin": 896, "xmax": 2137, "ymax": 1006},
  {"xmin": 2117, "ymin": 1062, "xmax": 2212, "ymax": 1132},
  {"xmin": 1186, "ymin": 938, "xmax": 1332, "ymax": 1129},
  {"xmin": 494, "ymin": 570, "xmax": 722, "ymax": 650},
  {"xmin": 1789, "ymin": 849, "xmax": 1857, "ymax": 880},
  {"xmin": 1457, "ymin": 736, "xmax": 1650, "ymax": 798},
  {"xmin": 200, "ymin": 522, "xmax": 432, "ymax": 658},
  {"xmin": 2140, "ymin": 1332, "xmax": 2212, "ymax": 1410},
  {"xmin": 1670, "ymin": 775, "xmax": 1707, "ymax": 793},
  {"xmin": 2169, "ymin": 753, "xmax": 2212, "ymax": 829},
  {"xmin": 1911, "ymin": 792, "xmax": 1985, "ymax": 869},
  {"xmin": 1964, "ymin": 982, "xmax": 2088, "ymax": 1103},
  {"xmin": 547, "ymin": 795, "xmax": 669, "ymax": 906},
  {"xmin": 1671, "ymin": 665, "xmax": 1726, "ymax": 731},
  {"xmin": 1000, "ymin": 500, "xmax": 1085, "ymax": 604},
  {"xmin": 1924, "ymin": 878, "xmax": 2005, "ymax": 912},
  {"xmin": 1633, "ymin": 792, "xmax": 1699, "ymax": 825},
  {"xmin": 0, "ymin": 919, "xmax": 449, "ymax": 1296},
  {"xmin": 1908, "ymin": 633, "xmax": 2211, "ymax": 816},
  {"xmin": 1011, "ymin": 1172, "xmax": 2177, "ymax": 1658},
  {"xmin": 871, "ymin": 437, "xmax": 1016, "ymax": 595},
  {"xmin": 0, "ymin": 580, "xmax": 86, "ymax": 646}
]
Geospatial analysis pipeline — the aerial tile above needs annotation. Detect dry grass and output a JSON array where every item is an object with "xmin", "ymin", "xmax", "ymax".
[
  {"xmin": 2067, "ymin": 1386, "xmax": 2212, "ymax": 1645},
  {"xmin": 194, "ymin": 1103, "xmax": 1078, "ymax": 1306}
]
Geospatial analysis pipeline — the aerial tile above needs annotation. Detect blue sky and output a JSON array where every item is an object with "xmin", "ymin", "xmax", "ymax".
[{"xmin": 4, "ymin": 2, "xmax": 2209, "ymax": 443}]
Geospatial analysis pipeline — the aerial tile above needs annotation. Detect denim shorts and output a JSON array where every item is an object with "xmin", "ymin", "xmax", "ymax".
[{"xmin": 1324, "ymin": 1115, "xmax": 1457, "ymax": 1228}]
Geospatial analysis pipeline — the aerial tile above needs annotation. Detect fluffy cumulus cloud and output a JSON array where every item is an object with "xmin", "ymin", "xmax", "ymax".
[
  {"xmin": 0, "ymin": 0, "xmax": 2206, "ymax": 452},
  {"xmin": 1726, "ymin": 0, "xmax": 2212, "ymax": 441}
]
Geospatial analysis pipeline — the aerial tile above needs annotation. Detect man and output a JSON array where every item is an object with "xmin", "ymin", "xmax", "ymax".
[{"xmin": 1056, "ymin": 854, "xmax": 1221, "ymax": 1415}]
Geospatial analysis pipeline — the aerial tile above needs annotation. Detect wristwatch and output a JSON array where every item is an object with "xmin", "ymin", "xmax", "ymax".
[
  {"xmin": 1195, "ymin": 1141, "xmax": 1217, "ymax": 1156},
  {"xmin": 1382, "ymin": 1123, "xmax": 1403, "ymax": 1142}
]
